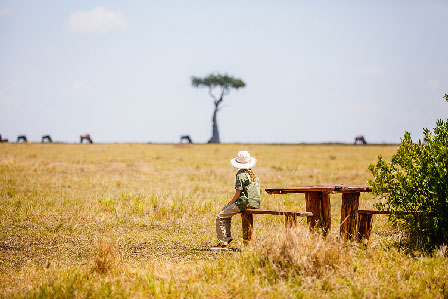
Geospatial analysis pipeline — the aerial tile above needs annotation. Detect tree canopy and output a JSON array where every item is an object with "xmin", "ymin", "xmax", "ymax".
[{"xmin": 191, "ymin": 73, "xmax": 245, "ymax": 92}]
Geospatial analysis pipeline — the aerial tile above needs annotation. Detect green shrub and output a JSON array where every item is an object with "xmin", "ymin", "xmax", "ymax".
[{"xmin": 368, "ymin": 119, "xmax": 448, "ymax": 250}]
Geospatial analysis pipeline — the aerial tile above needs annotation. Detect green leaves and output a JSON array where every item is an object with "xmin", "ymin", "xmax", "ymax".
[
  {"xmin": 369, "ymin": 119, "xmax": 448, "ymax": 249},
  {"xmin": 191, "ymin": 73, "xmax": 246, "ymax": 90}
]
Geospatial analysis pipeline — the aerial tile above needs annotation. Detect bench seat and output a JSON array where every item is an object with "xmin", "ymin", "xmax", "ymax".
[
  {"xmin": 357, "ymin": 209, "xmax": 426, "ymax": 245},
  {"xmin": 357, "ymin": 209, "xmax": 426, "ymax": 215},
  {"xmin": 239, "ymin": 209, "xmax": 313, "ymax": 242},
  {"xmin": 242, "ymin": 209, "xmax": 312, "ymax": 217}
]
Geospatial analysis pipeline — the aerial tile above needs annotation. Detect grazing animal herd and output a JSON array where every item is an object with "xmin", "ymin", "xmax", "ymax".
[
  {"xmin": 0, "ymin": 134, "xmax": 94, "ymax": 144},
  {"xmin": 0, "ymin": 134, "xmax": 369, "ymax": 144}
]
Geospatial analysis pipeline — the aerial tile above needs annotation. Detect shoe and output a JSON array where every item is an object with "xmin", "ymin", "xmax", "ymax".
[
  {"xmin": 227, "ymin": 237, "xmax": 233, "ymax": 244},
  {"xmin": 210, "ymin": 243, "xmax": 229, "ymax": 250}
]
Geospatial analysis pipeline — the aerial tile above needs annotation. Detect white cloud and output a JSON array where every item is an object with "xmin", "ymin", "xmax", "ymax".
[
  {"xmin": 64, "ymin": 7, "xmax": 127, "ymax": 34},
  {"xmin": 359, "ymin": 65, "xmax": 385, "ymax": 76},
  {"xmin": 0, "ymin": 8, "xmax": 12, "ymax": 16},
  {"xmin": 426, "ymin": 79, "xmax": 440, "ymax": 90}
]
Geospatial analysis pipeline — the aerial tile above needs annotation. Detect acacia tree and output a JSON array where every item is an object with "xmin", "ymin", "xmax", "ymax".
[{"xmin": 191, "ymin": 73, "xmax": 245, "ymax": 143}]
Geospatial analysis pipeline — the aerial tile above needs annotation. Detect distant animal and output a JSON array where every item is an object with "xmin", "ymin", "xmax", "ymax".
[
  {"xmin": 17, "ymin": 135, "xmax": 27, "ymax": 143},
  {"xmin": 80, "ymin": 134, "xmax": 93, "ymax": 144},
  {"xmin": 0, "ymin": 135, "xmax": 8, "ymax": 143},
  {"xmin": 354, "ymin": 135, "xmax": 367, "ymax": 145},
  {"xmin": 180, "ymin": 135, "xmax": 193, "ymax": 144},
  {"xmin": 42, "ymin": 135, "xmax": 53, "ymax": 143}
]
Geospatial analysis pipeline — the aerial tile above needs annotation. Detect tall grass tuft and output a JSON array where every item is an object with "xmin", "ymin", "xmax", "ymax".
[
  {"xmin": 253, "ymin": 225, "xmax": 353, "ymax": 278},
  {"xmin": 92, "ymin": 240, "xmax": 120, "ymax": 275}
]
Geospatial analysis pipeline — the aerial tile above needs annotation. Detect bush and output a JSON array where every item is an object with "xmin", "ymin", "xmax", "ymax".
[{"xmin": 368, "ymin": 119, "xmax": 448, "ymax": 250}]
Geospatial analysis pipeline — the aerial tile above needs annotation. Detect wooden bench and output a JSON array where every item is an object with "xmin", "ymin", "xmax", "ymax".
[
  {"xmin": 240, "ymin": 209, "xmax": 313, "ymax": 243},
  {"xmin": 357, "ymin": 209, "xmax": 427, "ymax": 245}
]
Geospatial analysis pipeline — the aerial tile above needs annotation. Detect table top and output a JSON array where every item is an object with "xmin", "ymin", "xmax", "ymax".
[{"xmin": 265, "ymin": 184, "xmax": 373, "ymax": 194}]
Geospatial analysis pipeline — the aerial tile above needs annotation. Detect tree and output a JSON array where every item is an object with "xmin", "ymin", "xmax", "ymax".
[
  {"xmin": 368, "ymin": 119, "xmax": 448, "ymax": 250},
  {"xmin": 191, "ymin": 73, "xmax": 246, "ymax": 143}
]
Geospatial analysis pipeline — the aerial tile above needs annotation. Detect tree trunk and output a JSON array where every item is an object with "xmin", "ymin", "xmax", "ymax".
[{"xmin": 208, "ymin": 99, "xmax": 221, "ymax": 143}]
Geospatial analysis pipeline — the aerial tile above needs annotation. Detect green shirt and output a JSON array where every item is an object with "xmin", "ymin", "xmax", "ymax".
[{"xmin": 234, "ymin": 169, "xmax": 261, "ymax": 210}]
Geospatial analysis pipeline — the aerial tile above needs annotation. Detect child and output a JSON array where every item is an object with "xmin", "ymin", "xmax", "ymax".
[{"xmin": 211, "ymin": 151, "xmax": 261, "ymax": 250}]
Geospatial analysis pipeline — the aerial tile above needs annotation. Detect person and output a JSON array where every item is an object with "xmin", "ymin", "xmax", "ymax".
[{"xmin": 211, "ymin": 151, "xmax": 261, "ymax": 250}]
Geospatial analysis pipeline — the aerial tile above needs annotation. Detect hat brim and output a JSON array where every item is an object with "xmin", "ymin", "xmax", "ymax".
[{"xmin": 230, "ymin": 157, "xmax": 256, "ymax": 169}]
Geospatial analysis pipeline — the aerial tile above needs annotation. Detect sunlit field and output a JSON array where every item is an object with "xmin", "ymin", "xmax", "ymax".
[{"xmin": 1, "ymin": 144, "xmax": 447, "ymax": 298}]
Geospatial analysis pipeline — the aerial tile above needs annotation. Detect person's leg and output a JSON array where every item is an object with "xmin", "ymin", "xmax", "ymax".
[
  {"xmin": 225, "ymin": 218, "xmax": 232, "ymax": 243},
  {"xmin": 215, "ymin": 203, "xmax": 241, "ymax": 245}
]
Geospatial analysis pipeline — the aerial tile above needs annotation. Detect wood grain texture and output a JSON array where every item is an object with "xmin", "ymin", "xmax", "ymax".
[
  {"xmin": 241, "ymin": 213, "xmax": 254, "ymax": 243},
  {"xmin": 265, "ymin": 184, "xmax": 372, "ymax": 194},
  {"xmin": 241, "ymin": 209, "xmax": 312, "ymax": 217},
  {"xmin": 306, "ymin": 192, "xmax": 322, "ymax": 230},
  {"xmin": 357, "ymin": 209, "xmax": 428, "ymax": 215},
  {"xmin": 340, "ymin": 192, "xmax": 360, "ymax": 239},
  {"xmin": 357, "ymin": 213, "xmax": 373, "ymax": 245},
  {"xmin": 321, "ymin": 191, "xmax": 331, "ymax": 235}
]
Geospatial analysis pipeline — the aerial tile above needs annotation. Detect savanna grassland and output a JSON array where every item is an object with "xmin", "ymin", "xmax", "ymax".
[{"xmin": 1, "ymin": 143, "xmax": 447, "ymax": 298}]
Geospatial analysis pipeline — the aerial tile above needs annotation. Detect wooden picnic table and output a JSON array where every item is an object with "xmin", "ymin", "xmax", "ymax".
[{"xmin": 265, "ymin": 184, "xmax": 373, "ymax": 238}]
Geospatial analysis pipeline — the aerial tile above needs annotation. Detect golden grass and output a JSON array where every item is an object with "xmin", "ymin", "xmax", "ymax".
[{"xmin": 1, "ymin": 143, "xmax": 447, "ymax": 298}]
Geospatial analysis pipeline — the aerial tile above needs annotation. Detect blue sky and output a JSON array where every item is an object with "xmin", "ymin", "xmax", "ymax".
[{"xmin": 1, "ymin": 0, "xmax": 447, "ymax": 143}]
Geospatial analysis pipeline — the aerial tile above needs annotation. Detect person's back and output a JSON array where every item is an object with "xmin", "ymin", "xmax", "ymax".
[{"xmin": 234, "ymin": 169, "xmax": 260, "ymax": 210}]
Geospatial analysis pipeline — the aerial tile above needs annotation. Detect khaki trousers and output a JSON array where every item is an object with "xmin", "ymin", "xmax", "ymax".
[{"xmin": 215, "ymin": 203, "xmax": 241, "ymax": 245}]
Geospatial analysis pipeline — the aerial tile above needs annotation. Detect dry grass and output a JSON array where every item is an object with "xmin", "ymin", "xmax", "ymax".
[
  {"xmin": 255, "ymin": 226, "xmax": 354, "ymax": 279},
  {"xmin": 91, "ymin": 240, "xmax": 121, "ymax": 275},
  {"xmin": 0, "ymin": 143, "xmax": 447, "ymax": 298}
]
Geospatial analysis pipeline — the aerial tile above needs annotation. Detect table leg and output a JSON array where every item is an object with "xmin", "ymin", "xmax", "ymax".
[
  {"xmin": 305, "ymin": 191, "xmax": 331, "ymax": 234},
  {"xmin": 306, "ymin": 192, "xmax": 320, "ymax": 229},
  {"xmin": 340, "ymin": 192, "xmax": 360, "ymax": 239},
  {"xmin": 241, "ymin": 213, "xmax": 253, "ymax": 244},
  {"xmin": 321, "ymin": 192, "xmax": 331, "ymax": 235}
]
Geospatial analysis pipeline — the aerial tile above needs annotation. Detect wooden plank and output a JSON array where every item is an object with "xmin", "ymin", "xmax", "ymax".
[
  {"xmin": 321, "ymin": 191, "xmax": 331, "ymax": 235},
  {"xmin": 266, "ymin": 186, "xmax": 335, "ymax": 194},
  {"xmin": 356, "ymin": 210, "xmax": 429, "ymax": 247},
  {"xmin": 340, "ymin": 192, "xmax": 360, "ymax": 240},
  {"xmin": 241, "ymin": 213, "xmax": 253, "ymax": 244},
  {"xmin": 332, "ymin": 185, "xmax": 373, "ymax": 192},
  {"xmin": 241, "ymin": 209, "xmax": 312, "ymax": 217},
  {"xmin": 357, "ymin": 210, "xmax": 392, "ymax": 215},
  {"xmin": 265, "ymin": 184, "xmax": 372, "ymax": 194},
  {"xmin": 306, "ymin": 192, "xmax": 322, "ymax": 230},
  {"xmin": 357, "ymin": 209, "xmax": 428, "ymax": 215}
]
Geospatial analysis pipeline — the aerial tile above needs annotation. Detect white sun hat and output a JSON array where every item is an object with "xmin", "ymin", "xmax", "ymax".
[{"xmin": 230, "ymin": 151, "xmax": 257, "ymax": 169}]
